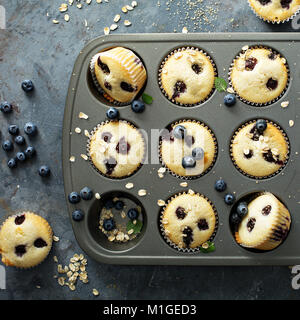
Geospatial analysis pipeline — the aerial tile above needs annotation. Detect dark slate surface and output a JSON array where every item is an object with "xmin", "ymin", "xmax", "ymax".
[{"xmin": 0, "ymin": 0, "xmax": 299, "ymax": 300}]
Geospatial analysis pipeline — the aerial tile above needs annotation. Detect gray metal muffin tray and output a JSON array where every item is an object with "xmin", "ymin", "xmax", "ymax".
[{"xmin": 63, "ymin": 33, "xmax": 300, "ymax": 265}]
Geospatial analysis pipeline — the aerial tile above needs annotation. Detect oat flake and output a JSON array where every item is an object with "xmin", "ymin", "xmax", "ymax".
[
  {"xmin": 114, "ymin": 14, "xmax": 121, "ymax": 22},
  {"xmin": 157, "ymin": 199, "xmax": 165, "ymax": 206},
  {"xmin": 125, "ymin": 182, "xmax": 134, "ymax": 189},
  {"xmin": 281, "ymin": 101, "xmax": 289, "ymax": 108},
  {"xmin": 124, "ymin": 20, "xmax": 131, "ymax": 26},
  {"xmin": 289, "ymin": 120, "xmax": 295, "ymax": 127},
  {"xmin": 81, "ymin": 154, "xmax": 88, "ymax": 160},
  {"xmin": 79, "ymin": 112, "xmax": 88, "ymax": 119},
  {"xmin": 93, "ymin": 289, "xmax": 99, "ymax": 296},
  {"xmin": 104, "ymin": 27, "xmax": 110, "ymax": 35},
  {"xmin": 138, "ymin": 189, "xmax": 147, "ymax": 197}
]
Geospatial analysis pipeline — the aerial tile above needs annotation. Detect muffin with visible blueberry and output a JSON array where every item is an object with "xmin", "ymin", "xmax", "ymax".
[
  {"xmin": 160, "ymin": 192, "xmax": 217, "ymax": 250},
  {"xmin": 91, "ymin": 47, "xmax": 147, "ymax": 104},
  {"xmin": 160, "ymin": 120, "xmax": 217, "ymax": 178},
  {"xmin": 0, "ymin": 212, "xmax": 53, "ymax": 268},
  {"xmin": 231, "ymin": 119, "xmax": 289, "ymax": 178},
  {"xmin": 230, "ymin": 47, "xmax": 288, "ymax": 105},
  {"xmin": 248, "ymin": 0, "xmax": 300, "ymax": 23},
  {"xmin": 159, "ymin": 47, "xmax": 216, "ymax": 106},
  {"xmin": 88, "ymin": 120, "xmax": 145, "ymax": 178},
  {"xmin": 235, "ymin": 192, "xmax": 291, "ymax": 251}
]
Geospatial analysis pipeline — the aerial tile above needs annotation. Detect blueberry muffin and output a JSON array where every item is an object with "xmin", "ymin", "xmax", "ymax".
[
  {"xmin": 248, "ymin": 0, "xmax": 300, "ymax": 23},
  {"xmin": 230, "ymin": 47, "xmax": 288, "ymax": 104},
  {"xmin": 235, "ymin": 192, "xmax": 291, "ymax": 250},
  {"xmin": 160, "ymin": 120, "xmax": 217, "ymax": 178},
  {"xmin": 161, "ymin": 193, "xmax": 216, "ymax": 249},
  {"xmin": 93, "ymin": 47, "xmax": 147, "ymax": 104},
  {"xmin": 231, "ymin": 119, "xmax": 289, "ymax": 178},
  {"xmin": 88, "ymin": 120, "xmax": 145, "ymax": 178},
  {"xmin": 159, "ymin": 48, "xmax": 215, "ymax": 105},
  {"xmin": 0, "ymin": 212, "xmax": 53, "ymax": 268}
]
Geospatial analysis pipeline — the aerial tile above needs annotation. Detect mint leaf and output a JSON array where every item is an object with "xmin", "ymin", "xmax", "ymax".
[
  {"xmin": 127, "ymin": 220, "xmax": 143, "ymax": 234},
  {"xmin": 214, "ymin": 77, "xmax": 228, "ymax": 92},
  {"xmin": 199, "ymin": 241, "xmax": 215, "ymax": 253},
  {"xmin": 142, "ymin": 93, "xmax": 153, "ymax": 105}
]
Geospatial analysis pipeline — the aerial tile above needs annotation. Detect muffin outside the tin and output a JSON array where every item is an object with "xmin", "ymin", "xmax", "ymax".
[
  {"xmin": 160, "ymin": 120, "xmax": 217, "ymax": 179},
  {"xmin": 0, "ymin": 212, "xmax": 53, "ymax": 268},
  {"xmin": 230, "ymin": 47, "xmax": 288, "ymax": 105},
  {"xmin": 88, "ymin": 120, "xmax": 145, "ymax": 179},
  {"xmin": 160, "ymin": 192, "xmax": 217, "ymax": 250},
  {"xmin": 235, "ymin": 192, "xmax": 291, "ymax": 251},
  {"xmin": 159, "ymin": 47, "xmax": 216, "ymax": 106},
  {"xmin": 231, "ymin": 119, "xmax": 289, "ymax": 178},
  {"xmin": 93, "ymin": 47, "xmax": 147, "ymax": 104},
  {"xmin": 248, "ymin": 0, "xmax": 300, "ymax": 23}
]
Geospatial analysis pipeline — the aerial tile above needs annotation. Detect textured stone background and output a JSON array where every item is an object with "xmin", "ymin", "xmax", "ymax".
[{"xmin": 0, "ymin": 0, "xmax": 299, "ymax": 300}]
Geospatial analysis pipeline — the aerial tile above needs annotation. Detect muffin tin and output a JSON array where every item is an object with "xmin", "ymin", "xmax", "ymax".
[{"xmin": 63, "ymin": 33, "xmax": 300, "ymax": 265}]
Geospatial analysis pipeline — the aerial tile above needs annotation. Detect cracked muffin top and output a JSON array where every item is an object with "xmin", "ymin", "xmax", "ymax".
[
  {"xmin": 94, "ymin": 47, "xmax": 147, "ymax": 104},
  {"xmin": 160, "ymin": 48, "xmax": 215, "ymax": 105},
  {"xmin": 249, "ymin": 0, "xmax": 300, "ymax": 23},
  {"xmin": 230, "ymin": 47, "xmax": 288, "ymax": 104}
]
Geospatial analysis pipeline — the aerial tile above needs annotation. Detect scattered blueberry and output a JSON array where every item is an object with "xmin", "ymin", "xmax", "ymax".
[
  {"xmin": 224, "ymin": 94, "xmax": 236, "ymax": 107},
  {"xmin": 256, "ymin": 119, "xmax": 267, "ymax": 133},
  {"xmin": 8, "ymin": 125, "xmax": 19, "ymax": 135},
  {"xmin": 224, "ymin": 193, "xmax": 235, "ymax": 205},
  {"xmin": 192, "ymin": 147, "xmax": 205, "ymax": 160},
  {"xmin": 15, "ymin": 135, "xmax": 25, "ymax": 145},
  {"xmin": 127, "ymin": 208, "xmax": 139, "ymax": 220},
  {"xmin": 39, "ymin": 165, "xmax": 50, "ymax": 177},
  {"xmin": 68, "ymin": 191, "xmax": 81, "ymax": 204},
  {"xmin": 237, "ymin": 202, "xmax": 248, "ymax": 218},
  {"xmin": 0, "ymin": 101, "xmax": 13, "ymax": 114},
  {"xmin": 173, "ymin": 125, "xmax": 186, "ymax": 139},
  {"xmin": 24, "ymin": 122, "xmax": 38, "ymax": 136},
  {"xmin": 230, "ymin": 212, "xmax": 241, "ymax": 226},
  {"xmin": 131, "ymin": 100, "xmax": 145, "ymax": 113},
  {"xmin": 21, "ymin": 80, "xmax": 34, "ymax": 92},
  {"xmin": 7, "ymin": 158, "xmax": 17, "ymax": 169},
  {"xmin": 104, "ymin": 199, "xmax": 115, "ymax": 209},
  {"xmin": 214, "ymin": 179, "xmax": 227, "ymax": 192},
  {"xmin": 16, "ymin": 152, "xmax": 26, "ymax": 162},
  {"xmin": 106, "ymin": 107, "xmax": 119, "ymax": 120},
  {"xmin": 24, "ymin": 146, "xmax": 36, "ymax": 158},
  {"xmin": 72, "ymin": 210, "xmax": 84, "ymax": 222},
  {"xmin": 103, "ymin": 218, "xmax": 116, "ymax": 231},
  {"xmin": 182, "ymin": 156, "xmax": 196, "ymax": 169},
  {"xmin": 114, "ymin": 200, "xmax": 124, "ymax": 210},
  {"xmin": 80, "ymin": 187, "xmax": 93, "ymax": 200},
  {"xmin": 2, "ymin": 140, "xmax": 13, "ymax": 152}
]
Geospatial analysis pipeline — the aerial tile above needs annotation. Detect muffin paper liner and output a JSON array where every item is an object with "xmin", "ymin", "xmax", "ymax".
[
  {"xmin": 247, "ymin": 0, "xmax": 300, "ymax": 24},
  {"xmin": 230, "ymin": 119, "xmax": 290, "ymax": 180},
  {"xmin": 158, "ymin": 47, "xmax": 217, "ymax": 107},
  {"xmin": 159, "ymin": 191, "xmax": 218, "ymax": 253},
  {"xmin": 159, "ymin": 119, "xmax": 218, "ymax": 180},
  {"xmin": 86, "ymin": 119, "xmax": 146, "ymax": 180},
  {"xmin": 228, "ymin": 45, "xmax": 290, "ymax": 107},
  {"xmin": 0, "ymin": 211, "xmax": 53, "ymax": 269},
  {"xmin": 235, "ymin": 193, "xmax": 291, "ymax": 251}
]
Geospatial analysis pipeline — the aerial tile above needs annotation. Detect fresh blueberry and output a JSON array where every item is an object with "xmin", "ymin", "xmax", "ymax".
[
  {"xmin": 25, "ymin": 146, "xmax": 36, "ymax": 158},
  {"xmin": 68, "ymin": 191, "xmax": 81, "ymax": 204},
  {"xmin": 16, "ymin": 152, "xmax": 26, "ymax": 162},
  {"xmin": 214, "ymin": 179, "xmax": 227, "ymax": 192},
  {"xmin": 15, "ymin": 135, "xmax": 25, "ymax": 145},
  {"xmin": 224, "ymin": 193, "xmax": 235, "ymax": 205},
  {"xmin": 7, "ymin": 158, "xmax": 17, "ymax": 169},
  {"xmin": 192, "ymin": 147, "xmax": 205, "ymax": 160},
  {"xmin": 2, "ymin": 140, "xmax": 13, "ymax": 152},
  {"xmin": 72, "ymin": 210, "xmax": 84, "ymax": 222},
  {"xmin": 8, "ymin": 125, "xmax": 19, "ymax": 135},
  {"xmin": 237, "ymin": 202, "xmax": 248, "ymax": 218},
  {"xmin": 80, "ymin": 187, "xmax": 93, "ymax": 200},
  {"xmin": 182, "ymin": 156, "xmax": 196, "ymax": 169},
  {"xmin": 256, "ymin": 119, "xmax": 267, "ymax": 133},
  {"xmin": 127, "ymin": 208, "xmax": 139, "ymax": 220},
  {"xmin": 103, "ymin": 218, "xmax": 116, "ymax": 231},
  {"xmin": 224, "ymin": 94, "xmax": 236, "ymax": 107},
  {"xmin": 106, "ymin": 107, "xmax": 119, "ymax": 120},
  {"xmin": 104, "ymin": 199, "xmax": 115, "ymax": 209},
  {"xmin": 0, "ymin": 101, "xmax": 13, "ymax": 114},
  {"xmin": 230, "ymin": 212, "xmax": 241, "ymax": 226},
  {"xmin": 131, "ymin": 100, "xmax": 145, "ymax": 113},
  {"xmin": 114, "ymin": 200, "xmax": 124, "ymax": 210},
  {"xmin": 39, "ymin": 165, "xmax": 50, "ymax": 177},
  {"xmin": 173, "ymin": 125, "xmax": 186, "ymax": 139},
  {"xmin": 24, "ymin": 122, "xmax": 38, "ymax": 136},
  {"xmin": 21, "ymin": 80, "xmax": 34, "ymax": 92}
]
